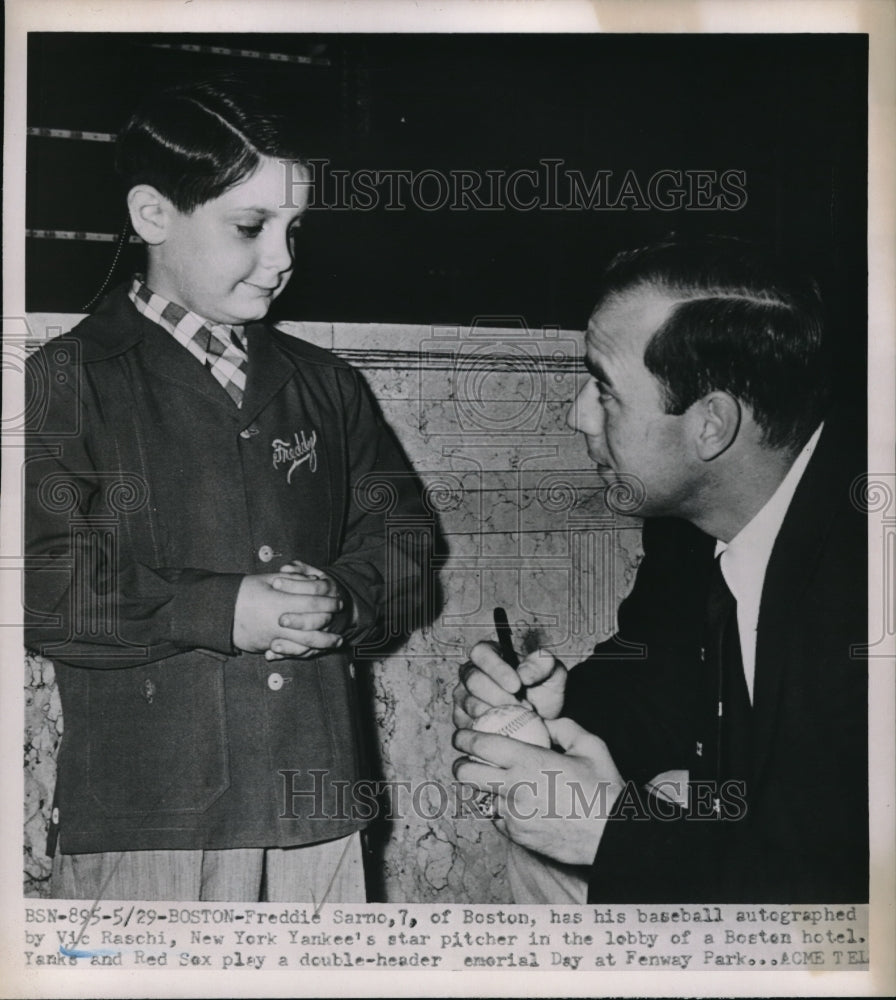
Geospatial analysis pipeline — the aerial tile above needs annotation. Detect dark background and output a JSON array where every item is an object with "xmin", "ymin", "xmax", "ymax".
[{"xmin": 26, "ymin": 32, "xmax": 867, "ymax": 397}]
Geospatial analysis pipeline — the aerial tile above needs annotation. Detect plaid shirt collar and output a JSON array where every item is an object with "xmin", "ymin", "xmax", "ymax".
[
  {"xmin": 127, "ymin": 275, "xmax": 248, "ymax": 363},
  {"xmin": 128, "ymin": 275, "xmax": 249, "ymax": 407}
]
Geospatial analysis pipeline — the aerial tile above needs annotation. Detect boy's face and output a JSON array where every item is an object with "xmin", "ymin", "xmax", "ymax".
[{"xmin": 150, "ymin": 156, "xmax": 309, "ymax": 325}]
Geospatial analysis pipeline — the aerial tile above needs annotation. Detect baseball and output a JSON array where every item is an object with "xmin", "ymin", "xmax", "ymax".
[
  {"xmin": 471, "ymin": 703, "xmax": 551, "ymax": 753},
  {"xmin": 467, "ymin": 705, "xmax": 551, "ymax": 819}
]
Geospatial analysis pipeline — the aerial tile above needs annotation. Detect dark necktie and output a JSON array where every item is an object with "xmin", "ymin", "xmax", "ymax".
[{"xmin": 701, "ymin": 556, "xmax": 752, "ymax": 801}]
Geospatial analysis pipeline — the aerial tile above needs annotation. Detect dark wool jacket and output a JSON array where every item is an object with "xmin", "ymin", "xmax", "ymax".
[
  {"xmin": 565, "ymin": 415, "xmax": 868, "ymax": 903},
  {"xmin": 26, "ymin": 284, "xmax": 428, "ymax": 854}
]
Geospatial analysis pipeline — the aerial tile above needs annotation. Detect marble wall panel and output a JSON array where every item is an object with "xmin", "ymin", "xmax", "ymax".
[{"xmin": 24, "ymin": 653, "xmax": 63, "ymax": 896}]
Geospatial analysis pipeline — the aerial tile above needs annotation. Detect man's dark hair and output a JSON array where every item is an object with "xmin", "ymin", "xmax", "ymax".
[
  {"xmin": 116, "ymin": 78, "xmax": 306, "ymax": 214},
  {"xmin": 595, "ymin": 236, "xmax": 831, "ymax": 452}
]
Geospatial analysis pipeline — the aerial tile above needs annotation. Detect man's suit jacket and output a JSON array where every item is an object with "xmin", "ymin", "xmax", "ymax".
[{"xmin": 564, "ymin": 415, "xmax": 868, "ymax": 902}]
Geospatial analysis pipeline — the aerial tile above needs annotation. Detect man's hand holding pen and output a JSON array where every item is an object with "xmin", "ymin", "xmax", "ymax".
[
  {"xmin": 453, "ymin": 642, "xmax": 568, "ymax": 728},
  {"xmin": 452, "ymin": 634, "xmax": 623, "ymax": 866}
]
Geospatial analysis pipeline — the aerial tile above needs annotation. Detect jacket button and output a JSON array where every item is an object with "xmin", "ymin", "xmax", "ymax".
[
  {"xmin": 51, "ymin": 807, "xmax": 60, "ymax": 824},
  {"xmin": 258, "ymin": 545, "xmax": 274, "ymax": 563},
  {"xmin": 267, "ymin": 672, "xmax": 284, "ymax": 691},
  {"xmin": 240, "ymin": 425, "xmax": 259, "ymax": 439}
]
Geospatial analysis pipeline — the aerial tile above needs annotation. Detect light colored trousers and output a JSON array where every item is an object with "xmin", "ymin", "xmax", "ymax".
[{"xmin": 51, "ymin": 832, "xmax": 365, "ymax": 903}]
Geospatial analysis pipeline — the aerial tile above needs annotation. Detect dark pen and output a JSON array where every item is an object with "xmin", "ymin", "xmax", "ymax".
[{"xmin": 493, "ymin": 607, "xmax": 525, "ymax": 701}]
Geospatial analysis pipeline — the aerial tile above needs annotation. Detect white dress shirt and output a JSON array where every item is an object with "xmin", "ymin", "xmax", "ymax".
[{"xmin": 715, "ymin": 424, "xmax": 823, "ymax": 702}]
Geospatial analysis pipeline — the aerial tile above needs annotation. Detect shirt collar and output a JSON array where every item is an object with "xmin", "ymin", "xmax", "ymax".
[
  {"xmin": 127, "ymin": 274, "xmax": 247, "ymax": 352},
  {"xmin": 715, "ymin": 423, "xmax": 823, "ymax": 600}
]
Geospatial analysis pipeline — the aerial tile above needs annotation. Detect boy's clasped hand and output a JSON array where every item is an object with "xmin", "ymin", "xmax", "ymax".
[{"xmin": 232, "ymin": 559, "xmax": 349, "ymax": 660}]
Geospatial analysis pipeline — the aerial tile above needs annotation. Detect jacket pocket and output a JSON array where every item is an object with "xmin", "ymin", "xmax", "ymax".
[{"xmin": 86, "ymin": 651, "xmax": 230, "ymax": 817}]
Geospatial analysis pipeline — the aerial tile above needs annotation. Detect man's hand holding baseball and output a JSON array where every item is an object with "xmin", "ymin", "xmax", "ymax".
[{"xmin": 453, "ymin": 716, "xmax": 624, "ymax": 866}]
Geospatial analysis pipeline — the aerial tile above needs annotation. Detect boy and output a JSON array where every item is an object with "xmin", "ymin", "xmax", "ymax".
[{"xmin": 25, "ymin": 81, "xmax": 427, "ymax": 902}]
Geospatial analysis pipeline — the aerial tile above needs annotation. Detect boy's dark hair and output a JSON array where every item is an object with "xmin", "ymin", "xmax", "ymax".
[
  {"xmin": 594, "ymin": 236, "xmax": 831, "ymax": 453},
  {"xmin": 116, "ymin": 79, "xmax": 306, "ymax": 213}
]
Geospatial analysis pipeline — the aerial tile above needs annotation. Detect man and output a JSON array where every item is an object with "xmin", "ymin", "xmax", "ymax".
[{"xmin": 453, "ymin": 236, "xmax": 867, "ymax": 903}]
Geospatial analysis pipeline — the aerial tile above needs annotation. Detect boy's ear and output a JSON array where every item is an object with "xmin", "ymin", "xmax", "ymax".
[
  {"xmin": 692, "ymin": 391, "xmax": 742, "ymax": 461},
  {"xmin": 127, "ymin": 185, "xmax": 174, "ymax": 245}
]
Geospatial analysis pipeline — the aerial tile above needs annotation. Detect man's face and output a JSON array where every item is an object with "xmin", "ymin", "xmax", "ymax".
[
  {"xmin": 567, "ymin": 286, "xmax": 698, "ymax": 517},
  {"xmin": 153, "ymin": 156, "xmax": 309, "ymax": 325}
]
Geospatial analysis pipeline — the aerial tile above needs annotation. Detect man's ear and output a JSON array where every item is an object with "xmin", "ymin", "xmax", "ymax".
[
  {"xmin": 693, "ymin": 391, "xmax": 741, "ymax": 461},
  {"xmin": 126, "ymin": 185, "xmax": 172, "ymax": 246}
]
